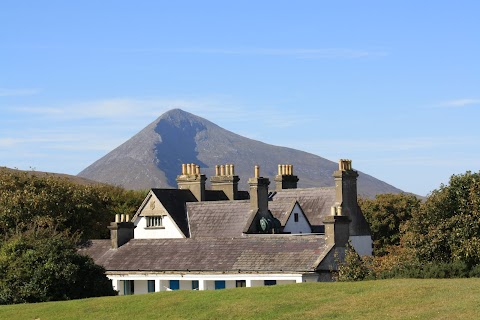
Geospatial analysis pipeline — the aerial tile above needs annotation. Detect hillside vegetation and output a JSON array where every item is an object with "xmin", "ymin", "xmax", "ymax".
[
  {"xmin": 0, "ymin": 168, "xmax": 146, "ymax": 304},
  {"xmin": 0, "ymin": 279, "xmax": 479, "ymax": 320},
  {"xmin": 350, "ymin": 171, "xmax": 480, "ymax": 280}
]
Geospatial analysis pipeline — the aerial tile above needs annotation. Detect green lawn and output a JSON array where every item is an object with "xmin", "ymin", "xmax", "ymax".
[{"xmin": 1, "ymin": 278, "xmax": 480, "ymax": 320}]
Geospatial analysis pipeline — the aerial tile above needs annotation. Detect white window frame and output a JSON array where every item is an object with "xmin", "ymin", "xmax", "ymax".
[{"xmin": 146, "ymin": 216, "xmax": 164, "ymax": 228}]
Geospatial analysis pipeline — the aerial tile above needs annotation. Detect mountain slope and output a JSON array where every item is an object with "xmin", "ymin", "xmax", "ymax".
[{"xmin": 78, "ymin": 109, "xmax": 403, "ymax": 197}]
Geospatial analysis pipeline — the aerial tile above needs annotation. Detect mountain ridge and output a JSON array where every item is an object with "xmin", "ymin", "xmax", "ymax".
[{"xmin": 78, "ymin": 109, "xmax": 403, "ymax": 197}]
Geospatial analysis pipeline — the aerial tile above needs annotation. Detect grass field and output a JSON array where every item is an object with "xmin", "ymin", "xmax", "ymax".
[{"xmin": 1, "ymin": 278, "xmax": 479, "ymax": 320}]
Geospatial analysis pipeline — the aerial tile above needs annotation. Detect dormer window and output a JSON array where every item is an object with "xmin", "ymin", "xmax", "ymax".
[{"xmin": 146, "ymin": 216, "xmax": 163, "ymax": 228}]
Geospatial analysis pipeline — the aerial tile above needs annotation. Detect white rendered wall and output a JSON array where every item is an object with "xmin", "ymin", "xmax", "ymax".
[
  {"xmin": 133, "ymin": 193, "xmax": 185, "ymax": 239},
  {"xmin": 179, "ymin": 280, "xmax": 195, "ymax": 290},
  {"xmin": 248, "ymin": 280, "xmax": 264, "ymax": 287},
  {"xmin": 349, "ymin": 235, "xmax": 373, "ymax": 256},
  {"xmin": 301, "ymin": 274, "xmax": 320, "ymax": 283},
  {"xmin": 203, "ymin": 280, "xmax": 237, "ymax": 290},
  {"xmin": 134, "ymin": 215, "xmax": 184, "ymax": 239},
  {"xmin": 109, "ymin": 273, "xmax": 305, "ymax": 295},
  {"xmin": 283, "ymin": 204, "xmax": 311, "ymax": 234},
  {"xmin": 135, "ymin": 280, "xmax": 149, "ymax": 294},
  {"xmin": 117, "ymin": 280, "xmax": 124, "ymax": 294}
]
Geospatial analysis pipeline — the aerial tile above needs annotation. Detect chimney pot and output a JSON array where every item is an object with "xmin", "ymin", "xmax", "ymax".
[
  {"xmin": 176, "ymin": 164, "xmax": 207, "ymax": 201},
  {"xmin": 210, "ymin": 164, "xmax": 239, "ymax": 200},
  {"xmin": 274, "ymin": 163, "xmax": 299, "ymax": 191},
  {"xmin": 337, "ymin": 206, "xmax": 343, "ymax": 216},
  {"xmin": 215, "ymin": 165, "xmax": 220, "ymax": 176},
  {"xmin": 254, "ymin": 165, "xmax": 260, "ymax": 178}
]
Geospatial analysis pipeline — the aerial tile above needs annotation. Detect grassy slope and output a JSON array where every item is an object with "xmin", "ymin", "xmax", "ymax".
[{"xmin": 1, "ymin": 279, "xmax": 480, "ymax": 320}]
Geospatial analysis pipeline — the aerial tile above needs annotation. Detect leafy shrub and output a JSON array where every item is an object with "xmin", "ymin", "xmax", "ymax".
[
  {"xmin": 359, "ymin": 193, "xmax": 420, "ymax": 256},
  {"xmin": 336, "ymin": 244, "xmax": 372, "ymax": 281},
  {"xmin": 0, "ymin": 228, "xmax": 116, "ymax": 304}
]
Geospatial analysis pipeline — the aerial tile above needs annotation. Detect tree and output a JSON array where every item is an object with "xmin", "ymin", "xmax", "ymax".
[
  {"xmin": 403, "ymin": 171, "xmax": 480, "ymax": 267},
  {"xmin": 359, "ymin": 193, "xmax": 420, "ymax": 256},
  {"xmin": 0, "ymin": 228, "xmax": 116, "ymax": 304},
  {"xmin": 0, "ymin": 169, "xmax": 146, "ymax": 242},
  {"xmin": 0, "ymin": 169, "xmax": 146, "ymax": 303}
]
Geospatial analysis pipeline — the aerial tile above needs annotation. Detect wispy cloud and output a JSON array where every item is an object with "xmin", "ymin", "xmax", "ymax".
[
  {"xmin": 14, "ymin": 98, "xmax": 189, "ymax": 120},
  {"xmin": 0, "ymin": 138, "xmax": 20, "ymax": 147},
  {"xmin": 11, "ymin": 96, "xmax": 311, "ymax": 129},
  {"xmin": 0, "ymin": 88, "xmax": 41, "ymax": 97},
  {"xmin": 119, "ymin": 47, "xmax": 387, "ymax": 59},
  {"xmin": 170, "ymin": 47, "xmax": 387, "ymax": 59},
  {"xmin": 356, "ymin": 156, "xmax": 479, "ymax": 167},
  {"xmin": 287, "ymin": 136, "xmax": 479, "ymax": 156},
  {"xmin": 1, "ymin": 44, "xmax": 387, "ymax": 59},
  {"xmin": 439, "ymin": 98, "xmax": 480, "ymax": 108},
  {"xmin": 4, "ymin": 96, "xmax": 318, "ymax": 157},
  {"xmin": 0, "ymin": 129, "xmax": 125, "ymax": 152}
]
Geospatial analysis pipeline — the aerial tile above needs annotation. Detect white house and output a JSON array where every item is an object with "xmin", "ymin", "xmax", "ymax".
[{"xmin": 80, "ymin": 160, "xmax": 372, "ymax": 295}]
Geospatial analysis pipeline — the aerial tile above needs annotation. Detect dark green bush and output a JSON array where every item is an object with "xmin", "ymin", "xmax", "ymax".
[{"xmin": 0, "ymin": 229, "xmax": 116, "ymax": 304}]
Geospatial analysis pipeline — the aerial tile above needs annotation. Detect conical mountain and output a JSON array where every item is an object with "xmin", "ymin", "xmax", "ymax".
[{"xmin": 78, "ymin": 109, "xmax": 403, "ymax": 196}]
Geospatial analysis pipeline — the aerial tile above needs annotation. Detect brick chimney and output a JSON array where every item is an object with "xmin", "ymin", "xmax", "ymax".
[
  {"xmin": 333, "ymin": 159, "xmax": 358, "ymax": 217},
  {"xmin": 248, "ymin": 165, "xmax": 270, "ymax": 216},
  {"xmin": 210, "ymin": 163, "xmax": 240, "ymax": 200},
  {"xmin": 274, "ymin": 164, "xmax": 299, "ymax": 191},
  {"xmin": 176, "ymin": 163, "xmax": 206, "ymax": 201},
  {"xmin": 107, "ymin": 214, "xmax": 135, "ymax": 249}
]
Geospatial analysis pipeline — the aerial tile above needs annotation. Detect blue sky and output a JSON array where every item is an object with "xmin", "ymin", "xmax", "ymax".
[{"xmin": 1, "ymin": 1, "xmax": 479, "ymax": 196}]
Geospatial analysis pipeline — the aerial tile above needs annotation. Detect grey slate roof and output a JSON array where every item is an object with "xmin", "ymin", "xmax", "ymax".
[
  {"xmin": 268, "ymin": 198, "xmax": 297, "ymax": 226},
  {"xmin": 139, "ymin": 189, "xmax": 250, "ymax": 238},
  {"xmin": 270, "ymin": 188, "xmax": 336, "ymax": 226},
  {"xmin": 271, "ymin": 187, "xmax": 371, "ymax": 236},
  {"xmin": 136, "ymin": 186, "xmax": 369, "ymax": 239},
  {"xmin": 187, "ymin": 200, "xmax": 252, "ymax": 238},
  {"xmin": 79, "ymin": 236, "xmax": 328, "ymax": 273}
]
